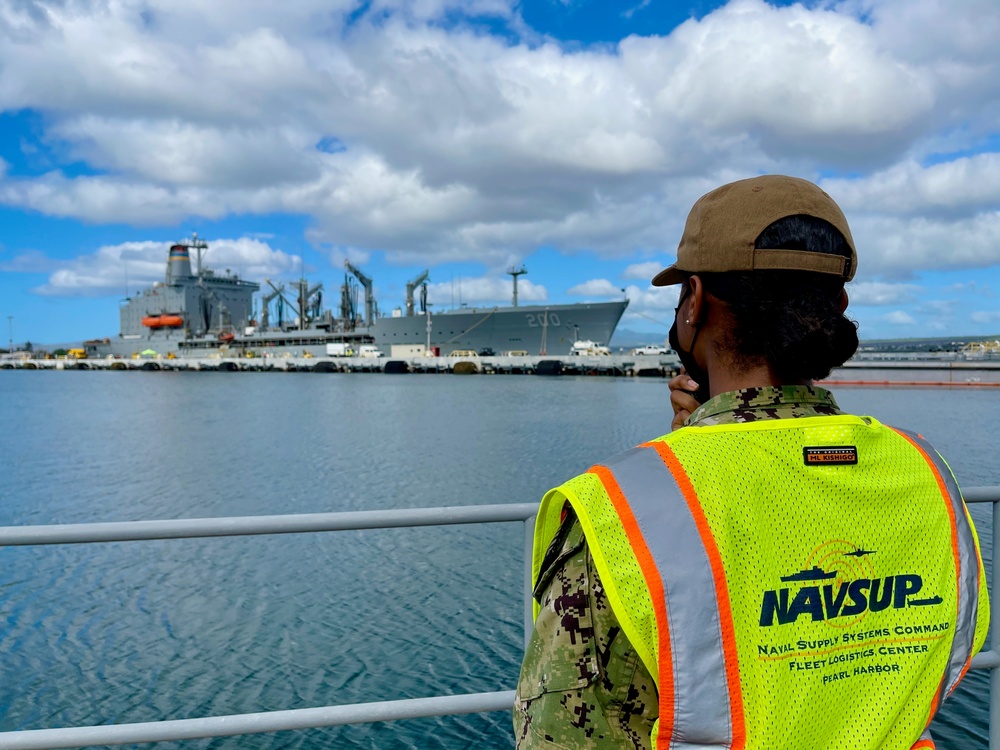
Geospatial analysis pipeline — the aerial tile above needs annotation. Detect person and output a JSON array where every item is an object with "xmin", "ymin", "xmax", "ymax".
[{"xmin": 513, "ymin": 175, "xmax": 989, "ymax": 750}]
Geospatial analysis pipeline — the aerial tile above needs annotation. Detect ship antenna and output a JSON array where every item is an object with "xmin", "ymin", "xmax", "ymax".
[
  {"xmin": 189, "ymin": 231, "xmax": 208, "ymax": 277},
  {"xmin": 507, "ymin": 265, "xmax": 527, "ymax": 308}
]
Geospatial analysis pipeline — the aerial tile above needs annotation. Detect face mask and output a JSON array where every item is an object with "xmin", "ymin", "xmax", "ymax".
[{"xmin": 669, "ymin": 287, "xmax": 711, "ymax": 404}]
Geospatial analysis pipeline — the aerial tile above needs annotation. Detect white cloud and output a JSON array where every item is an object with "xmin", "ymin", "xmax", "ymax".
[
  {"xmin": 0, "ymin": 0, "xmax": 998, "ymax": 287},
  {"xmin": 622, "ymin": 0, "xmax": 652, "ymax": 20},
  {"xmin": 561, "ymin": 278, "xmax": 678, "ymax": 328},
  {"xmin": 425, "ymin": 275, "xmax": 546, "ymax": 306},
  {"xmin": 616, "ymin": 283, "xmax": 680, "ymax": 332},
  {"xmin": 849, "ymin": 211, "xmax": 1000, "ymax": 276},
  {"xmin": 822, "ymin": 154, "xmax": 1000, "ymax": 219},
  {"xmin": 883, "ymin": 310, "xmax": 917, "ymax": 325},
  {"xmin": 917, "ymin": 299, "xmax": 957, "ymax": 316},
  {"xmin": 0, "ymin": 249, "xmax": 59, "ymax": 273},
  {"xmin": 622, "ymin": 261, "xmax": 665, "ymax": 281},
  {"xmin": 51, "ymin": 117, "xmax": 322, "ymax": 188},
  {"xmin": 651, "ymin": 1, "xmax": 934, "ymax": 164},
  {"xmin": 624, "ymin": 283, "xmax": 680, "ymax": 311},
  {"xmin": 568, "ymin": 279, "xmax": 622, "ymax": 296},
  {"xmin": 847, "ymin": 281, "xmax": 920, "ymax": 306},
  {"xmin": 948, "ymin": 281, "xmax": 993, "ymax": 296},
  {"xmin": 0, "ymin": 173, "xmax": 228, "ymax": 225},
  {"xmin": 33, "ymin": 238, "xmax": 297, "ymax": 297},
  {"xmin": 970, "ymin": 311, "xmax": 1000, "ymax": 324}
]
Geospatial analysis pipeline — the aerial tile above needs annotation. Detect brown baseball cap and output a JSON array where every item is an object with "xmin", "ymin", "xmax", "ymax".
[{"xmin": 651, "ymin": 175, "xmax": 857, "ymax": 286}]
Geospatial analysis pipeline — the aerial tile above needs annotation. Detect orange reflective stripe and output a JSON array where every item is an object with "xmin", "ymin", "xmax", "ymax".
[
  {"xmin": 645, "ymin": 441, "xmax": 747, "ymax": 750},
  {"xmin": 589, "ymin": 464, "xmax": 676, "ymax": 742},
  {"xmin": 892, "ymin": 429, "xmax": 972, "ymax": 694},
  {"xmin": 893, "ymin": 430, "xmax": 961, "ymax": 601}
]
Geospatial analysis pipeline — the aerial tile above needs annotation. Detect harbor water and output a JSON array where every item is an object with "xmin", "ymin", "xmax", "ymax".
[{"xmin": 0, "ymin": 372, "xmax": 996, "ymax": 748}]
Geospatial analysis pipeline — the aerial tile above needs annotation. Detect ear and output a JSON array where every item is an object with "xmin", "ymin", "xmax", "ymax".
[
  {"xmin": 836, "ymin": 287, "xmax": 849, "ymax": 314},
  {"xmin": 686, "ymin": 274, "xmax": 706, "ymax": 326}
]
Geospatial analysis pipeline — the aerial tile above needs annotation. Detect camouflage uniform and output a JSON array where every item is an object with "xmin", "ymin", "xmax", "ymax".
[{"xmin": 513, "ymin": 385, "xmax": 844, "ymax": 749}]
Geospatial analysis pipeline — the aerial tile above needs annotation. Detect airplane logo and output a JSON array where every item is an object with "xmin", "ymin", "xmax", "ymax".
[{"xmin": 845, "ymin": 547, "xmax": 877, "ymax": 558}]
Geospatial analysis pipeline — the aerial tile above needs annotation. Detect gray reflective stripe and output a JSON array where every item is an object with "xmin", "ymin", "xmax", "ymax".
[
  {"xmin": 603, "ymin": 445, "xmax": 733, "ymax": 747},
  {"xmin": 917, "ymin": 727, "xmax": 934, "ymax": 744},
  {"xmin": 894, "ymin": 428, "xmax": 979, "ymax": 697}
]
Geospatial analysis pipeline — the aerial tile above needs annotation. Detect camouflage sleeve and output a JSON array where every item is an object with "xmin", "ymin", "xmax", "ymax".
[{"xmin": 514, "ymin": 511, "xmax": 657, "ymax": 749}]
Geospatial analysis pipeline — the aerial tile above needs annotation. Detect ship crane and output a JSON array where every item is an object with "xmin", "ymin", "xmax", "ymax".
[
  {"xmin": 196, "ymin": 277, "xmax": 228, "ymax": 334},
  {"xmin": 344, "ymin": 261, "xmax": 376, "ymax": 326},
  {"xmin": 405, "ymin": 270, "xmax": 429, "ymax": 317},
  {"xmin": 294, "ymin": 279, "xmax": 324, "ymax": 330},
  {"xmin": 341, "ymin": 276, "xmax": 358, "ymax": 328},
  {"xmin": 261, "ymin": 280, "xmax": 286, "ymax": 329}
]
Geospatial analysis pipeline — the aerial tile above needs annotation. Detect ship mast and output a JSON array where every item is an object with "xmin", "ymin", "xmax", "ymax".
[
  {"xmin": 190, "ymin": 232, "xmax": 208, "ymax": 277},
  {"xmin": 507, "ymin": 265, "xmax": 527, "ymax": 307}
]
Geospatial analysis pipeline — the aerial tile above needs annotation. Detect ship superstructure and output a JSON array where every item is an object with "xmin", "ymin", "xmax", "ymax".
[
  {"xmin": 114, "ymin": 235, "xmax": 259, "ymax": 354},
  {"xmin": 95, "ymin": 238, "xmax": 629, "ymax": 359}
]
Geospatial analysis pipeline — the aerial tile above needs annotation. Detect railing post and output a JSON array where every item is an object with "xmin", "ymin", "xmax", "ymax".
[{"xmin": 992, "ymin": 499, "xmax": 999, "ymax": 750}]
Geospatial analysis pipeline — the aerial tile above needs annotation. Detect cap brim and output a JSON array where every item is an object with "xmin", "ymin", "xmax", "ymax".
[{"xmin": 651, "ymin": 265, "xmax": 684, "ymax": 287}]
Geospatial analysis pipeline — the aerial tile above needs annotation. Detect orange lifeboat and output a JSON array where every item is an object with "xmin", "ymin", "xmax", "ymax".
[
  {"xmin": 218, "ymin": 330, "xmax": 236, "ymax": 343},
  {"xmin": 160, "ymin": 315, "xmax": 184, "ymax": 328},
  {"xmin": 142, "ymin": 316, "xmax": 164, "ymax": 328}
]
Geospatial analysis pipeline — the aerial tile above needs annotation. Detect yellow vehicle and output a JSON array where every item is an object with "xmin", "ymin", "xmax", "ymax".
[{"xmin": 67, "ymin": 348, "xmax": 87, "ymax": 359}]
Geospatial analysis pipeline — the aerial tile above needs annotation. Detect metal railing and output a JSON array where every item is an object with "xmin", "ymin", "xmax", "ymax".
[{"xmin": 0, "ymin": 490, "xmax": 997, "ymax": 749}]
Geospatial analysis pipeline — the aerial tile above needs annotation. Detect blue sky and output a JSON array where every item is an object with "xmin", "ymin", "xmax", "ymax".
[{"xmin": 1, "ymin": 0, "xmax": 999, "ymax": 346}]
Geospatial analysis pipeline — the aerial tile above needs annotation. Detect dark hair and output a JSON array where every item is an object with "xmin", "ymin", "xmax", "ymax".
[{"xmin": 697, "ymin": 215, "xmax": 859, "ymax": 381}]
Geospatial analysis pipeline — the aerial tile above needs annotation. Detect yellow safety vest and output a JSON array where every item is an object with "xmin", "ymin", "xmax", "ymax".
[{"xmin": 533, "ymin": 416, "xmax": 989, "ymax": 750}]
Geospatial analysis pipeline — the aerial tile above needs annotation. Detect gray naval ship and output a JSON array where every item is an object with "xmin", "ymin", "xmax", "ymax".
[{"xmin": 91, "ymin": 235, "xmax": 629, "ymax": 359}]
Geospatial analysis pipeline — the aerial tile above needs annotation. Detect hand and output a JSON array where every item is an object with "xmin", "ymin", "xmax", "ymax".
[{"xmin": 669, "ymin": 368, "xmax": 701, "ymax": 431}]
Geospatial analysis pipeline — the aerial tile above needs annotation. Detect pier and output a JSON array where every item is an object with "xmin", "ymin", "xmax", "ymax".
[
  {"xmin": 0, "ymin": 353, "xmax": 682, "ymax": 378},
  {"xmin": 5, "ymin": 352, "xmax": 1000, "ymax": 384}
]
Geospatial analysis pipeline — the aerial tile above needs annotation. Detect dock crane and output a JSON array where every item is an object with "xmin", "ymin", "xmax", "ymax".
[
  {"xmin": 344, "ymin": 261, "xmax": 375, "ymax": 326},
  {"xmin": 405, "ymin": 270, "xmax": 429, "ymax": 317}
]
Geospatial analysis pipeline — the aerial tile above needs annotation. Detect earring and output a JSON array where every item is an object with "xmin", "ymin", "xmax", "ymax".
[{"xmin": 685, "ymin": 319, "xmax": 690, "ymax": 324}]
